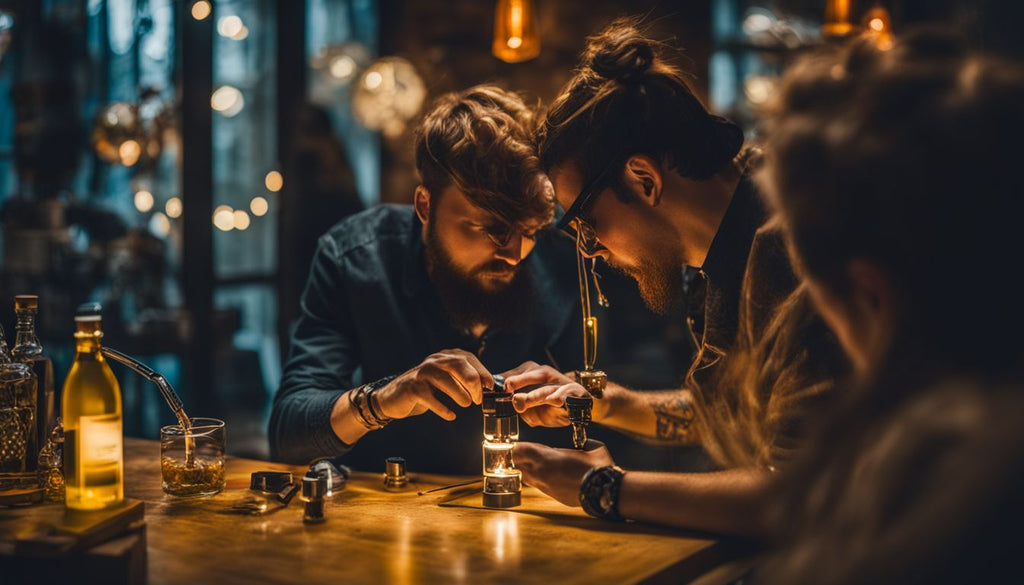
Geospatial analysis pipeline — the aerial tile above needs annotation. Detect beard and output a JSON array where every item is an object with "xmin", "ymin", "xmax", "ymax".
[
  {"xmin": 607, "ymin": 253, "xmax": 683, "ymax": 316},
  {"xmin": 424, "ymin": 223, "xmax": 536, "ymax": 333}
]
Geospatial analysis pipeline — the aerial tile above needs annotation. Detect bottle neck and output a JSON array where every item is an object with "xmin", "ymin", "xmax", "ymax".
[
  {"xmin": 73, "ymin": 320, "xmax": 104, "ymax": 355},
  {"xmin": 12, "ymin": 309, "xmax": 43, "ymax": 358}
]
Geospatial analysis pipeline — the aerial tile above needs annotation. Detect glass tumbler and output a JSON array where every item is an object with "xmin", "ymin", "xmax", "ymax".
[{"xmin": 160, "ymin": 417, "xmax": 225, "ymax": 497}]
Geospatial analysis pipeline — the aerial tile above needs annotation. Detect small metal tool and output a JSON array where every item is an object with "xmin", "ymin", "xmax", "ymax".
[
  {"xmin": 250, "ymin": 471, "xmax": 293, "ymax": 493},
  {"xmin": 566, "ymin": 395, "xmax": 593, "ymax": 449},
  {"xmin": 302, "ymin": 473, "xmax": 328, "ymax": 524},
  {"xmin": 417, "ymin": 478, "xmax": 482, "ymax": 496},
  {"xmin": 307, "ymin": 458, "xmax": 350, "ymax": 497},
  {"xmin": 383, "ymin": 456, "xmax": 409, "ymax": 491}
]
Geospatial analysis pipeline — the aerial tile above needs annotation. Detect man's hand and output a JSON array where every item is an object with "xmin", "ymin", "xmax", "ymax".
[
  {"xmin": 501, "ymin": 361, "xmax": 613, "ymax": 427},
  {"xmin": 514, "ymin": 441, "xmax": 615, "ymax": 507},
  {"xmin": 374, "ymin": 349, "xmax": 493, "ymax": 421},
  {"xmin": 501, "ymin": 361, "xmax": 574, "ymax": 391}
]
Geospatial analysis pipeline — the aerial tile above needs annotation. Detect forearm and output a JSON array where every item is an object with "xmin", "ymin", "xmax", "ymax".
[
  {"xmin": 598, "ymin": 385, "xmax": 700, "ymax": 444},
  {"xmin": 268, "ymin": 386, "xmax": 354, "ymax": 463},
  {"xmin": 330, "ymin": 388, "xmax": 374, "ymax": 445},
  {"xmin": 617, "ymin": 468, "xmax": 772, "ymax": 537}
]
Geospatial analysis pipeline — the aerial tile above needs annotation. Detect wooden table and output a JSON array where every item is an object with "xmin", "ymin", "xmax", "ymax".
[{"xmin": 8, "ymin": 438, "xmax": 740, "ymax": 584}]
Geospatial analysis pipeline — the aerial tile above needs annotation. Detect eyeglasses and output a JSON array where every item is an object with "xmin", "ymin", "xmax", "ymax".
[{"xmin": 555, "ymin": 160, "xmax": 617, "ymax": 256}]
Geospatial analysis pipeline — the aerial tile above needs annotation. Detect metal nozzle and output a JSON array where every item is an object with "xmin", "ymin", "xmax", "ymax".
[{"xmin": 566, "ymin": 395, "xmax": 593, "ymax": 450}]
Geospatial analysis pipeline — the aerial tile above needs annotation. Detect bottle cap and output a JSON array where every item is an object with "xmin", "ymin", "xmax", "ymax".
[
  {"xmin": 14, "ymin": 295, "xmax": 38, "ymax": 311},
  {"xmin": 75, "ymin": 302, "xmax": 103, "ymax": 321}
]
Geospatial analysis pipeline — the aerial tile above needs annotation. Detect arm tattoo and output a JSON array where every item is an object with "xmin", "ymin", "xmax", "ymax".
[{"xmin": 652, "ymin": 395, "xmax": 696, "ymax": 444}]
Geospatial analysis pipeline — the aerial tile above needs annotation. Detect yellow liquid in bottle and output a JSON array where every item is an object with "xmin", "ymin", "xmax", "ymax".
[{"xmin": 62, "ymin": 318, "xmax": 123, "ymax": 510}]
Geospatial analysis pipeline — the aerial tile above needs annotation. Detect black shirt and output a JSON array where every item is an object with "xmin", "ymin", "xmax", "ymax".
[
  {"xmin": 685, "ymin": 173, "xmax": 777, "ymax": 391},
  {"xmin": 268, "ymin": 205, "xmax": 583, "ymax": 473}
]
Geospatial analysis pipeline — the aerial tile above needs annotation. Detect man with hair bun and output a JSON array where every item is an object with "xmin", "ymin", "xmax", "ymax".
[
  {"xmin": 507, "ymin": 18, "xmax": 845, "ymax": 536},
  {"xmin": 270, "ymin": 85, "xmax": 581, "ymax": 474}
]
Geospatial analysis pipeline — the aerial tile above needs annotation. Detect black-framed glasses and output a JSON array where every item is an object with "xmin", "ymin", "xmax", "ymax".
[{"xmin": 555, "ymin": 159, "xmax": 618, "ymax": 255}]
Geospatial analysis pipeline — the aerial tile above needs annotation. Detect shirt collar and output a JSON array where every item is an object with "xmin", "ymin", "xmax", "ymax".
[{"xmin": 698, "ymin": 173, "xmax": 765, "ymax": 285}]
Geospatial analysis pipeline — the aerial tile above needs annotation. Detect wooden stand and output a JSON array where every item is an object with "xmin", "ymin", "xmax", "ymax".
[{"xmin": 0, "ymin": 499, "xmax": 147, "ymax": 584}]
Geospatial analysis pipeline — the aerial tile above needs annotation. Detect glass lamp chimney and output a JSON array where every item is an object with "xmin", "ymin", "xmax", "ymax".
[{"xmin": 482, "ymin": 394, "xmax": 521, "ymax": 508}]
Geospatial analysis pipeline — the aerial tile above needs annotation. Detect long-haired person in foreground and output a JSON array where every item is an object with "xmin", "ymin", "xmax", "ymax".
[
  {"xmin": 756, "ymin": 30, "xmax": 1024, "ymax": 583},
  {"xmin": 507, "ymin": 18, "xmax": 846, "ymax": 536}
]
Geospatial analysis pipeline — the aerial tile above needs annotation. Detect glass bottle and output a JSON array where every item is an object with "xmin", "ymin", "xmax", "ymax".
[
  {"xmin": 11, "ymin": 295, "xmax": 55, "ymax": 471},
  {"xmin": 0, "ymin": 323, "xmax": 38, "ymax": 490},
  {"xmin": 62, "ymin": 303, "xmax": 124, "ymax": 510}
]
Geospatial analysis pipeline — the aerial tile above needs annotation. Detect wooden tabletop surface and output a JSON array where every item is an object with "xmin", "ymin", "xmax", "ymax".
[{"xmin": 7, "ymin": 437, "xmax": 737, "ymax": 584}]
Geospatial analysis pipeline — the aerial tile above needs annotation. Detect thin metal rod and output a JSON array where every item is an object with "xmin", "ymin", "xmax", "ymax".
[
  {"xmin": 416, "ymin": 479, "xmax": 482, "ymax": 496},
  {"xmin": 101, "ymin": 347, "xmax": 191, "ymax": 430}
]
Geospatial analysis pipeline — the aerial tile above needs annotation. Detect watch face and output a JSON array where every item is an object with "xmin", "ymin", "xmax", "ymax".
[{"xmin": 600, "ymin": 483, "xmax": 615, "ymax": 514}]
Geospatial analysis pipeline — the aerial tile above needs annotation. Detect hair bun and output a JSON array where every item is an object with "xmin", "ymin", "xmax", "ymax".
[{"xmin": 585, "ymin": 21, "xmax": 655, "ymax": 84}]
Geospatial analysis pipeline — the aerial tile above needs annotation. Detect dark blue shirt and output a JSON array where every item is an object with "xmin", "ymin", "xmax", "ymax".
[{"xmin": 269, "ymin": 205, "xmax": 584, "ymax": 474}]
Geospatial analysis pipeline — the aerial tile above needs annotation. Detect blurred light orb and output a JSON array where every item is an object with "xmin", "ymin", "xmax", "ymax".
[
  {"xmin": 265, "ymin": 171, "xmax": 283, "ymax": 192},
  {"xmin": 93, "ymin": 102, "xmax": 145, "ymax": 165},
  {"xmin": 150, "ymin": 212, "xmax": 171, "ymax": 237},
  {"xmin": 250, "ymin": 196, "xmax": 269, "ymax": 216},
  {"xmin": 742, "ymin": 8, "xmax": 776, "ymax": 36},
  {"xmin": 232, "ymin": 25, "xmax": 249, "ymax": 40},
  {"xmin": 134, "ymin": 190, "xmax": 155, "ymax": 212},
  {"xmin": 165, "ymin": 197, "xmax": 183, "ymax": 218},
  {"xmin": 744, "ymin": 75, "xmax": 776, "ymax": 105},
  {"xmin": 191, "ymin": 1, "xmax": 211, "ymax": 21},
  {"xmin": 213, "ymin": 205, "xmax": 235, "ymax": 231},
  {"xmin": 353, "ymin": 57, "xmax": 427, "ymax": 138},
  {"xmin": 233, "ymin": 210, "xmax": 251, "ymax": 230},
  {"xmin": 211, "ymin": 86, "xmax": 244, "ymax": 117},
  {"xmin": 330, "ymin": 56, "xmax": 356, "ymax": 81},
  {"xmin": 217, "ymin": 15, "xmax": 244, "ymax": 38},
  {"xmin": 312, "ymin": 43, "xmax": 371, "ymax": 86},
  {"xmin": 507, "ymin": 36, "xmax": 522, "ymax": 49},
  {"xmin": 364, "ymin": 71, "xmax": 383, "ymax": 90},
  {"xmin": 119, "ymin": 140, "xmax": 142, "ymax": 166}
]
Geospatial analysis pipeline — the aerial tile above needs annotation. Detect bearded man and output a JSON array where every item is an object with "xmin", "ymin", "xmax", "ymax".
[{"xmin": 269, "ymin": 86, "xmax": 580, "ymax": 474}]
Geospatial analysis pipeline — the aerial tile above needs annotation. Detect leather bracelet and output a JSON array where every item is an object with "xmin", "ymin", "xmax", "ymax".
[
  {"xmin": 364, "ymin": 376, "xmax": 396, "ymax": 426},
  {"xmin": 579, "ymin": 465, "xmax": 627, "ymax": 522},
  {"xmin": 347, "ymin": 387, "xmax": 378, "ymax": 430}
]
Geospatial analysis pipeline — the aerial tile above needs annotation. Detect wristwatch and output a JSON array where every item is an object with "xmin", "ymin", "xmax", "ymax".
[{"xmin": 579, "ymin": 465, "xmax": 627, "ymax": 522}]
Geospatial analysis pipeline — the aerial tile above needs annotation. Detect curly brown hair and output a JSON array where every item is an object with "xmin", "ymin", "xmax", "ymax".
[{"xmin": 415, "ymin": 85, "xmax": 554, "ymax": 227}]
